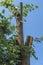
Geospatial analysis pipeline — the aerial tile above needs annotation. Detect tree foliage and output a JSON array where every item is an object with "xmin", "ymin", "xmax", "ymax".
[
  {"xmin": 0, "ymin": 34, "xmax": 20, "ymax": 65},
  {"xmin": 0, "ymin": 0, "xmax": 40, "ymax": 65}
]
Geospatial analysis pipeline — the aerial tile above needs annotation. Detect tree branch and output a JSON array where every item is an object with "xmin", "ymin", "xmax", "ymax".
[{"xmin": 25, "ymin": 36, "xmax": 33, "ymax": 46}]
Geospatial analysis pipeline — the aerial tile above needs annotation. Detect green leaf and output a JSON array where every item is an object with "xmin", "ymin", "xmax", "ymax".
[
  {"xmin": 35, "ymin": 6, "xmax": 38, "ymax": 8},
  {"xmin": 10, "ymin": 0, "xmax": 14, "ymax": 2},
  {"xmin": 32, "ymin": 8, "xmax": 35, "ymax": 10},
  {"xmin": 6, "ymin": 1, "xmax": 9, "ymax": 4},
  {"xmin": 2, "ymin": 9, "xmax": 5, "ymax": 13},
  {"xmin": 23, "ymin": 18, "xmax": 26, "ymax": 22},
  {"xmin": 9, "ymin": 8, "xmax": 12, "ymax": 12}
]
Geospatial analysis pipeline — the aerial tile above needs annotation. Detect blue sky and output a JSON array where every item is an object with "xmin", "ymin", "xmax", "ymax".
[{"xmin": 0, "ymin": 0, "xmax": 43, "ymax": 65}]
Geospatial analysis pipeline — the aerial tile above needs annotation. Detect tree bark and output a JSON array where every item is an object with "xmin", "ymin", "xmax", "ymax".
[
  {"xmin": 24, "ymin": 36, "xmax": 33, "ymax": 65},
  {"xmin": 16, "ymin": 2, "xmax": 33, "ymax": 65},
  {"xmin": 0, "ymin": 27, "xmax": 4, "ymax": 34},
  {"xmin": 16, "ymin": 2, "xmax": 24, "ymax": 65}
]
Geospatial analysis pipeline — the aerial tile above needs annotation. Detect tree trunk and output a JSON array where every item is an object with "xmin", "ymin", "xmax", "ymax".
[
  {"xmin": 0, "ymin": 27, "xmax": 4, "ymax": 34},
  {"xmin": 16, "ymin": 2, "xmax": 33, "ymax": 65}
]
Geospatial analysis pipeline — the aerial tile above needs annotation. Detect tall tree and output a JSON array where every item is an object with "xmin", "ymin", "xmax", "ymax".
[{"xmin": 0, "ymin": 0, "xmax": 43, "ymax": 65}]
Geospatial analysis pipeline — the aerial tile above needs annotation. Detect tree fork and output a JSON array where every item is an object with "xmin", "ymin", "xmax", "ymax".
[
  {"xmin": 21, "ymin": 36, "xmax": 33, "ymax": 65},
  {"xmin": 25, "ymin": 36, "xmax": 33, "ymax": 65},
  {"xmin": 16, "ymin": 2, "xmax": 33, "ymax": 65}
]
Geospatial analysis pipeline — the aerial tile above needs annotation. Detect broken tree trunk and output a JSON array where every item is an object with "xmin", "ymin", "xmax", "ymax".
[
  {"xmin": 21, "ymin": 36, "xmax": 33, "ymax": 65},
  {"xmin": 24, "ymin": 36, "xmax": 33, "ymax": 65},
  {"xmin": 16, "ymin": 2, "xmax": 24, "ymax": 65},
  {"xmin": 15, "ymin": 2, "xmax": 33, "ymax": 65}
]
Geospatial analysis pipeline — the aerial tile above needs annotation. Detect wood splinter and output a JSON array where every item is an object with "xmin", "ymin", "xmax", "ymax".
[{"xmin": 25, "ymin": 36, "xmax": 33, "ymax": 46}]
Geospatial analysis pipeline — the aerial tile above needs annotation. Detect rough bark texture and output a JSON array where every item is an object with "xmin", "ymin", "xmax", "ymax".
[
  {"xmin": 16, "ymin": 2, "xmax": 24, "ymax": 65},
  {"xmin": 25, "ymin": 36, "xmax": 33, "ymax": 46},
  {"xmin": 16, "ymin": 2, "xmax": 33, "ymax": 65},
  {"xmin": 16, "ymin": 16, "xmax": 24, "ymax": 46},
  {"xmin": 24, "ymin": 36, "xmax": 33, "ymax": 65},
  {"xmin": 21, "ymin": 56, "xmax": 30, "ymax": 65},
  {"xmin": 0, "ymin": 27, "xmax": 4, "ymax": 34}
]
